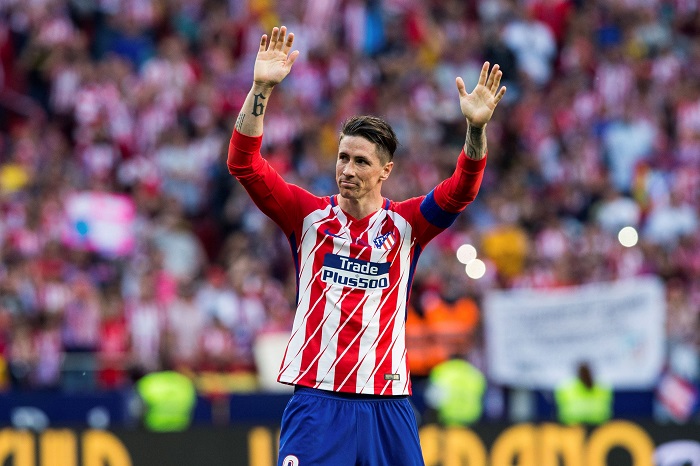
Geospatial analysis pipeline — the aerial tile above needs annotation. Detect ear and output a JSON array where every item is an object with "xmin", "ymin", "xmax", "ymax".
[{"xmin": 379, "ymin": 161, "xmax": 394, "ymax": 181}]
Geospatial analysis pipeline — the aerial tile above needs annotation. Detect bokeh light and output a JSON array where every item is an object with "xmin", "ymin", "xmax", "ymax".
[
  {"xmin": 456, "ymin": 243, "xmax": 477, "ymax": 264},
  {"xmin": 465, "ymin": 259, "xmax": 486, "ymax": 279},
  {"xmin": 618, "ymin": 226, "xmax": 639, "ymax": 248}
]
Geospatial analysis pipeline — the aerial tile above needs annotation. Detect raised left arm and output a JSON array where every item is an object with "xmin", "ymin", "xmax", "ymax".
[
  {"xmin": 456, "ymin": 62, "xmax": 506, "ymax": 161},
  {"xmin": 417, "ymin": 63, "xmax": 506, "ymax": 227}
]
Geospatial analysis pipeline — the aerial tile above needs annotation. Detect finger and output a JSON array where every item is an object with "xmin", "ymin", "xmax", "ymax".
[
  {"xmin": 478, "ymin": 61, "xmax": 489, "ymax": 87},
  {"xmin": 494, "ymin": 86, "xmax": 507, "ymax": 105},
  {"xmin": 269, "ymin": 27, "xmax": 279, "ymax": 50},
  {"xmin": 276, "ymin": 26, "xmax": 286, "ymax": 51},
  {"xmin": 491, "ymin": 68, "xmax": 503, "ymax": 94},
  {"xmin": 259, "ymin": 34, "xmax": 268, "ymax": 53},
  {"xmin": 485, "ymin": 64, "xmax": 496, "ymax": 89},
  {"xmin": 486, "ymin": 64, "xmax": 499, "ymax": 91},
  {"xmin": 282, "ymin": 32, "xmax": 295, "ymax": 55},
  {"xmin": 287, "ymin": 50, "xmax": 300, "ymax": 68},
  {"xmin": 456, "ymin": 77, "xmax": 468, "ymax": 97}
]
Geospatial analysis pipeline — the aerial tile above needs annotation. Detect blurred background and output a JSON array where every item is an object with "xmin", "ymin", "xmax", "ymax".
[{"xmin": 0, "ymin": 0, "xmax": 698, "ymax": 460}]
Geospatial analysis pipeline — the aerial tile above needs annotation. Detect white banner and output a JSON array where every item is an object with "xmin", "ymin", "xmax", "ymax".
[{"xmin": 484, "ymin": 276, "xmax": 666, "ymax": 389}]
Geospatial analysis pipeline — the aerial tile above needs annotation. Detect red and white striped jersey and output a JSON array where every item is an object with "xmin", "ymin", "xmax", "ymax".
[{"xmin": 228, "ymin": 130, "xmax": 486, "ymax": 395}]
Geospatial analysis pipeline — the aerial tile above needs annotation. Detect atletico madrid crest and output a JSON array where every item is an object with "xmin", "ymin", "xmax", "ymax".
[{"xmin": 373, "ymin": 231, "xmax": 395, "ymax": 250}]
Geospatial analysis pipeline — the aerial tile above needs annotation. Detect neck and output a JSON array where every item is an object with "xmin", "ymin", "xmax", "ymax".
[{"xmin": 337, "ymin": 195, "xmax": 384, "ymax": 219}]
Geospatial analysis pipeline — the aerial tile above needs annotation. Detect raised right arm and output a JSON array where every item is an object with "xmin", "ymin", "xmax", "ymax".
[{"xmin": 227, "ymin": 26, "xmax": 300, "ymax": 234}]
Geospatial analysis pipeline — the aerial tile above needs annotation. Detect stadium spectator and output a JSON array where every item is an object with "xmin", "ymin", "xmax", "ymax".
[
  {"xmin": 125, "ymin": 272, "xmax": 165, "ymax": 373},
  {"xmin": 644, "ymin": 190, "xmax": 699, "ymax": 247},
  {"xmin": 163, "ymin": 280, "xmax": 206, "ymax": 372},
  {"xmin": 97, "ymin": 287, "xmax": 129, "ymax": 389},
  {"xmin": 594, "ymin": 183, "xmax": 642, "ymax": 234},
  {"xmin": 501, "ymin": 3, "xmax": 557, "ymax": 86}
]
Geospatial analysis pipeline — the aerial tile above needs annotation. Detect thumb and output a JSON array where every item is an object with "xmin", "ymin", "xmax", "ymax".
[
  {"xmin": 287, "ymin": 50, "xmax": 300, "ymax": 68},
  {"xmin": 456, "ymin": 77, "xmax": 468, "ymax": 97}
]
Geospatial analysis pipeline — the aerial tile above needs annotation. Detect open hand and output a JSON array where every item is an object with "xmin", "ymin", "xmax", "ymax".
[
  {"xmin": 254, "ymin": 26, "xmax": 299, "ymax": 88},
  {"xmin": 456, "ymin": 62, "xmax": 506, "ymax": 128}
]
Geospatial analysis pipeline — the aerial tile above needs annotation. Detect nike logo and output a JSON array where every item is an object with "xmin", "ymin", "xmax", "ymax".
[
  {"xmin": 323, "ymin": 228, "xmax": 347, "ymax": 239},
  {"xmin": 322, "ymin": 229, "xmax": 371, "ymax": 247}
]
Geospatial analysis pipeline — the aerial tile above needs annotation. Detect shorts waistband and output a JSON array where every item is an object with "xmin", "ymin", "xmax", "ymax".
[{"xmin": 294, "ymin": 385, "xmax": 408, "ymax": 400}]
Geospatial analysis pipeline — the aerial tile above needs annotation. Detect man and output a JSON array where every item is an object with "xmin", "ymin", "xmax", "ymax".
[
  {"xmin": 425, "ymin": 357, "xmax": 487, "ymax": 427},
  {"xmin": 555, "ymin": 361, "xmax": 613, "ymax": 426},
  {"xmin": 134, "ymin": 366, "xmax": 197, "ymax": 432},
  {"xmin": 228, "ymin": 26, "xmax": 505, "ymax": 466}
]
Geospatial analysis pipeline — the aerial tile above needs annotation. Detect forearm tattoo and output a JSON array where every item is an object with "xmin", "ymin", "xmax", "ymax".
[
  {"xmin": 252, "ymin": 93, "xmax": 266, "ymax": 117},
  {"xmin": 235, "ymin": 113, "xmax": 245, "ymax": 131},
  {"xmin": 465, "ymin": 124, "xmax": 487, "ymax": 160}
]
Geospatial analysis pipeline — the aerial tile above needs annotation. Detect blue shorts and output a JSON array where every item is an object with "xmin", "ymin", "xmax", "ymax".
[{"xmin": 278, "ymin": 386, "xmax": 425, "ymax": 466}]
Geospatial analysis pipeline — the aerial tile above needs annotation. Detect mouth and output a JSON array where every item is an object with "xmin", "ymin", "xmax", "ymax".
[{"xmin": 339, "ymin": 180, "xmax": 356, "ymax": 188}]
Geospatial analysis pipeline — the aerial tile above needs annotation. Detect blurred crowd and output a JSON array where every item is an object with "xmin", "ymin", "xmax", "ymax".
[{"xmin": 0, "ymin": 0, "xmax": 698, "ymax": 412}]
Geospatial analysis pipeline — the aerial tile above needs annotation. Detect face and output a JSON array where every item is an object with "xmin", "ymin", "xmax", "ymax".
[{"xmin": 336, "ymin": 135, "xmax": 393, "ymax": 202}]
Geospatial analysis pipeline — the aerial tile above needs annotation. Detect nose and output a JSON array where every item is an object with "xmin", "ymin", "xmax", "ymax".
[{"xmin": 342, "ymin": 161, "xmax": 355, "ymax": 177}]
